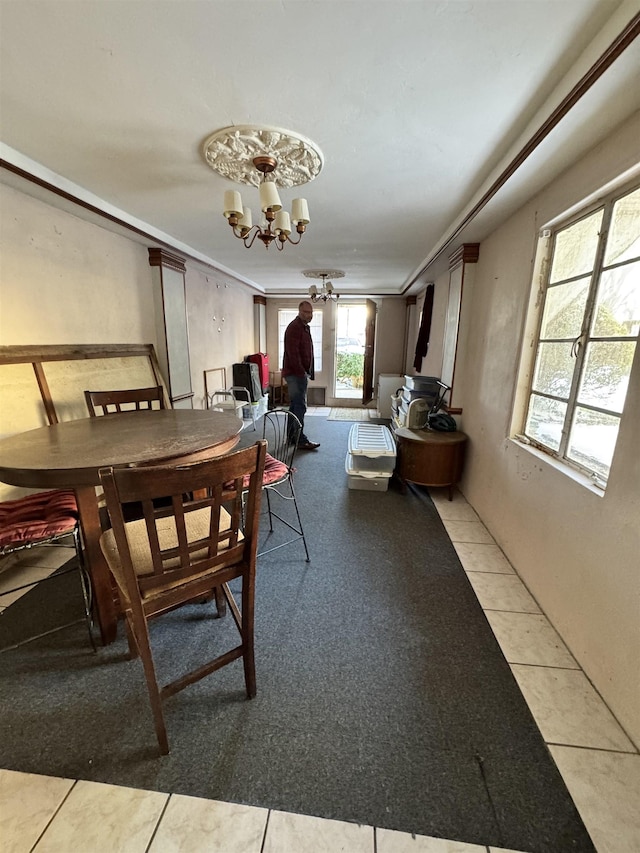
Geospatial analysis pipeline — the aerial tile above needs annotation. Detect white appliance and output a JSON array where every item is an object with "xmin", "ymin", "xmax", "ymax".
[
  {"xmin": 396, "ymin": 396, "xmax": 430, "ymax": 429},
  {"xmin": 377, "ymin": 374, "xmax": 404, "ymax": 419}
]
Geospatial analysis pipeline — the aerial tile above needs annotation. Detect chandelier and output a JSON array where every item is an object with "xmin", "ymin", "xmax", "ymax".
[
  {"xmin": 202, "ymin": 125, "xmax": 323, "ymax": 251},
  {"xmin": 303, "ymin": 269, "xmax": 344, "ymax": 302}
]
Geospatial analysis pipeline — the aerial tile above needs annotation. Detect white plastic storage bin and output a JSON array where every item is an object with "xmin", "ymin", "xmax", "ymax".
[
  {"xmin": 345, "ymin": 453, "xmax": 392, "ymax": 491},
  {"xmin": 347, "ymin": 452, "xmax": 395, "ymax": 478},
  {"xmin": 346, "ymin": 423, "xmax": 396, "ymax": 491},
  {"xmin": 243, "ymin": 394, "xmax": 269, "ymax": 421}
]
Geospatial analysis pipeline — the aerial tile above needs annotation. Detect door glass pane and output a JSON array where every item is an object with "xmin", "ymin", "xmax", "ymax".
[
  {"xmin": 335, "ymin": 303, "xmax": 366, "ymax": 396},
  {"xmin": 549, "ymin": 209, "xmax": 603, "ymax": 283},
  {"xmin": 531, "ymin": 342, "xmax": 574, "ymax": 399},
  {"xmin": 578, "ymin": 340, "xmax": 636, "ymax": 411},
  {"xmin": 604, "ymin": 186, "xmax": 640, "ymax": 265},
  {"xmin": 525, "ymin": 394, "xmax": 567, "ymax": 451},
  {"xmin": 309, "ymin": 309, "xmax": 323, "ymax": 375},
  {"xmin": 567, "ymin": 407, "xmax": 620, "ymax": 480},
  {"xmin": 592, "ymin": 262, "xmax": 640, "ymax": 337},
  {"xmin": 540, "ymin": 278, "xmax": 589, "ymax": 339}
]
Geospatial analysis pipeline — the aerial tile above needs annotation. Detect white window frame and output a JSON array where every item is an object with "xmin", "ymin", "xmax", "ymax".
[
  {"xmin": 278, "ymin": 308, "xmax": 323, "ymax": 375},
  {"xmin": 519, "ymin": 179, "xmax": 639, "ymax": 488}
]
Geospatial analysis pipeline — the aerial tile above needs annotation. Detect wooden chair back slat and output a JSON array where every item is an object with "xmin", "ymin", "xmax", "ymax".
[
  {"xmin": 85, "ymin": 385, "xmax": 167, "ymax": 416},
  {"xmin": 100, "ymin": 442, "xmax": 266, "ymax": 597}
]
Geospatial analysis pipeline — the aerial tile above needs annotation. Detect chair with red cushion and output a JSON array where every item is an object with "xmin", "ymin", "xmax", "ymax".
[
  {"xmin": 0, "ymin": 489, "xmax": 95, "ymax": 649},
  {"xmin": 254, "ymin": 408, "xmax": 310, "ymax": 561}
]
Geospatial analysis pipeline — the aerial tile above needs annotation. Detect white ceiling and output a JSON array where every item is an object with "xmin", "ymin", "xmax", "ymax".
[{"xmin": 1, "ymin": 0, "xmax": 639, "ymax": 298}]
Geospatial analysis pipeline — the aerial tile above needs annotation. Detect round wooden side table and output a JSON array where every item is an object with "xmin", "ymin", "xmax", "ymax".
[{"xmin": 394, "ymin": 427, "xmax": 468, "ymax": 500}]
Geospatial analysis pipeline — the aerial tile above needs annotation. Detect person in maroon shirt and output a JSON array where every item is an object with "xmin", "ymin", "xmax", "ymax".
[{"xmin": 282, "ymin": 301, "xmax": 320, "ymax": 450}]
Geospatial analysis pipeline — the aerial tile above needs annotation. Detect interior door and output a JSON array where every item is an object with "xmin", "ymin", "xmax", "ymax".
[{"xmin": 361, "ymin": 299, "xmax": 377, "ymax": 404}]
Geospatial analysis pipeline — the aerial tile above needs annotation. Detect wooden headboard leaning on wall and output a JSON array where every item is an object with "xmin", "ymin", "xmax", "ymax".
[{"xmin": 0, "ymin": 343, "xmax": 168, "ymax": 500}]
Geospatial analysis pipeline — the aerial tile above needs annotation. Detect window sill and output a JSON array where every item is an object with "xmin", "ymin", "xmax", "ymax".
[{"xmin": 508, "ymin": 436, "xmax": 606, "ymax": 497}]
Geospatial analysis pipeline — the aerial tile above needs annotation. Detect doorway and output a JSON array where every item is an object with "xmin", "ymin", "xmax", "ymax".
[{"xmin": 334, "ymin": 303, "xmax": 367, "ymax": 399}]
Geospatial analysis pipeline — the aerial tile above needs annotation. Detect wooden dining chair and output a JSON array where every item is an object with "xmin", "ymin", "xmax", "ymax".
[
  {"xmin": 98, "ymin": 440, "xmax": 267, "ymax": 754},
  {"xmin": 85, "ymin": 385, "xmax": 170, "ymax": 523},
  {"xmin": 84, "ymin": 385, "xmax": 166, "ymax": 416}
]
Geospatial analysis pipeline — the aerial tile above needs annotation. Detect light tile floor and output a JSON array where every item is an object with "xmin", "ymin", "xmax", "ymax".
[{"xmin": 1, "ymin": 490, "xmax": 639, "ymax": 852}]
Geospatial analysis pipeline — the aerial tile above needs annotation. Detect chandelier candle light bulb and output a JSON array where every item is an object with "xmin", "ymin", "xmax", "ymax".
[
  {"xmin": 275, "ymin": 210, "xmax": 291, "ymax": 236},
  {"xmin": 292, "ymin": 198, "xmax": 310, "ymax": 225},
  {"xmin": 223, "ymin": 191, "xmax": 243, "ymax": 219},
  {"xmin": 239, "ymin": 208, "xmax": 252, "ymax": 233},
  {"xmin": 259, "ymin": 180, "xmax": 282, "ymax": 212}
]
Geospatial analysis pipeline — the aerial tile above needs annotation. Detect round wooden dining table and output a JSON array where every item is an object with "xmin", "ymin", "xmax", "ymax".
[{"xmin": 0, "ymin": 409, "xmax": 244, "ymax": 644}]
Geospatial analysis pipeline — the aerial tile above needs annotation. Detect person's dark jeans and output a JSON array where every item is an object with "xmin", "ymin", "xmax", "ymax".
[{"xmin": 284, "ymin": 373, "xmax": 309, "ymax": 443}]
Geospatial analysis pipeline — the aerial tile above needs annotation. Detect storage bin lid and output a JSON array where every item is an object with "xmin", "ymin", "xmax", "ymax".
[
  {"xmin": 404, "ymin": 375, "xmax": 441, "ymax": 392},
  {"xmin": 348, "ymin": 423, "xmax": 396, "ymax": 457}
]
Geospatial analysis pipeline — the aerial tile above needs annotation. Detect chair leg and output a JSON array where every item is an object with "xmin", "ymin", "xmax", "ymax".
[
  {"xmin": 129, "ymin": 606, "xmax": 170, "ymax": 754},
  {"xmin": 124, "ymin": 614, "xmax": 139, "ymax": 659},
  {"xmin": 241, "ymin": 572, "xmax": 256, "ymax": 699},
  {"xmin": 73, "ymin": 525, "xmax": 97, "ymax": 652},
  {"xmin": 288, "ymin": 479, "xmax": 310, "ymax": 562},
  {"xmin": 264, "ymin": 487, "xmax": 275, "ymax": 532},
  {"xmin": 222, "ymin": 582, "xmax": 242, "ymax": 632},
  {"xmin": 213, "ymin": 584, "xmax": 227, "ymax": 617},
  {"xmin": 258, "ymin": 479, "xmax": 310, "ymax": 562}
]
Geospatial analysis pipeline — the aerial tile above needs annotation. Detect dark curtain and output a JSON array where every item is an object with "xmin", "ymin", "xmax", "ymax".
[{"xmin": 413, "ymin": 284, "xmax": 434, "ymax": 372}]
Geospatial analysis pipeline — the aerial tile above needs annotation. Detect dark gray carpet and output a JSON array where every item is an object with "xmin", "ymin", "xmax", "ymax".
[{"xmin": 0, "ymin": 417, "xmax": 595, "ymax": 852}]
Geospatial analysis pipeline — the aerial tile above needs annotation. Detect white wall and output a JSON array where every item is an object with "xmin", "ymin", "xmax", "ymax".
[
  {"xmin": 373, "ymin": 297, "xmax": 406, "ymax": 379},
  {"xmin": 0, "ymin": 184, "xmax": 259, "ymax": 415},
  {"xmin": 184, "ymin": 267, "xmax": 258, "ymax": 411},
  {"xmin": 452, "ymin": 111, "xmax": 640, "ymax": 746},
  {"xmin": 0, "ymin": 185, "xmax": 156, "ymax": 345}
]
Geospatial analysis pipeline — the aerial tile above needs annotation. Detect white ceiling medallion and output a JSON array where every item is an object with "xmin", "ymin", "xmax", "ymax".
[
  {"xmin": 202, "ymin": 125, "xmax": 324, "ymax": 188},
  {"xmin": 303, "ymin": 269, "xmax": 345, "ymax": 281}
]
